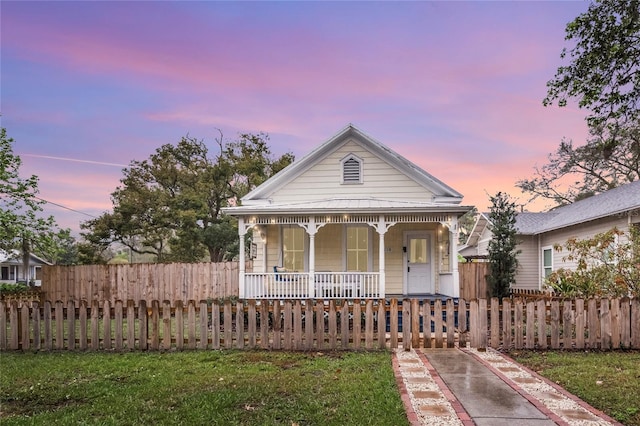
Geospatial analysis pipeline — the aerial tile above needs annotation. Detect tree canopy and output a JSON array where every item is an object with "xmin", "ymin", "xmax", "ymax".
[
  {"xmin": 487, "ymin": 192, "xmax": 519, "ymax": 299},
  {"xmin": 544, "ymin": 0, "xmax": 639, "ymax": 131},
  {"xmin": 81, "ymin": 132, "xmax": 293, "ymax": 263},
  {"xmin": 1, "ymin": 128, "xmax": 65, "ymax": 277}
]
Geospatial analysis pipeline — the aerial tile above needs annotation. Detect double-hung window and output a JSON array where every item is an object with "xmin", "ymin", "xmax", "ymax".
[
  {"xmin": 542, "ymin": 246, "xmax": 553, "ymax": 280},
  {"xmin": 346, "ymin": 226, "xmax": 370, "ymax": 272},
  {"xmin": 282, "ymin": 226, "xmax": 305, "ymax": 271}
]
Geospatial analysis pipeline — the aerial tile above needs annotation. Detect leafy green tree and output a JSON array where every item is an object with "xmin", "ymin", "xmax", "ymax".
[
  {"xmin": 0, "ymin": 127, "xmax": 62, "ymax": 280},
  {"xmin": 81, "ymin": 132, "xmax": 293, "ymax": 263},
  {"xmin": 36, "ymin": 228, "xmax": 79, "ymax": 265},
  {"xmin": 544, "ymin": 0, "xmax": 640, "ymax": 132},
  {"xmin": 457, "ymin": 206, "xmax": 479, "ymax": 245},
  {"xmin": 487, "ymin": 192, "xmax": 520, "ymax": 299},
  {"xmin": 546, "ymin": 227, "xmax": 640, "ymax": 298}
]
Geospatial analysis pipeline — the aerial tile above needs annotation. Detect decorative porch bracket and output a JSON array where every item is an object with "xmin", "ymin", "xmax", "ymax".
[{"xmin": 367, "ymin": 214, "xmax": 396, "ymax": 298}]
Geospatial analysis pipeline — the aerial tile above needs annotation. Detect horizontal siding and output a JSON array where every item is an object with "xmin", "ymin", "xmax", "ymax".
[
  {"xmin": 269, "ymin": 139, "xmax": 435, "ymax": 203},
  {"xmin": 514, "ymin": 235, "xmax": 539, "ymax": 290},
  {"xmin": 541, "ymin": 216, "xmax": 629, "ymax": 272}
]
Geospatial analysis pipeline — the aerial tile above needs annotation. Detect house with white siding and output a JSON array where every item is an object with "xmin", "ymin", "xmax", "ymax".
[
  {"xmin": 0, "ymin": 250, "xmax": 50, "ymax": 286},
  {"xmin": 223, "ymin": 125, "xmax": 473, "ymax": 299},
  {"xmin": 461, "ymin": 181, "xmax": 640, "ymax": 290}
]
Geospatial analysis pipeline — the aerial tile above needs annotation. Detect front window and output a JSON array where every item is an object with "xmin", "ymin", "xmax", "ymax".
[
  {"xmin": 542, "ymin": 247, "xmax": 553, "ymax": 279},
  {"xmin": 282, "ymin": 226, "xmax": 305, "ymax": 271},
  {"xmin": 346, "ymin": 226, "xmax": 369, "ymax": 271}
]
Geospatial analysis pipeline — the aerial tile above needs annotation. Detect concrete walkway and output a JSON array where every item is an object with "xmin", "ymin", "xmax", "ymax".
[{"xmin": 394, "ymin": 347, "xmax": 620, "ymax": 426}]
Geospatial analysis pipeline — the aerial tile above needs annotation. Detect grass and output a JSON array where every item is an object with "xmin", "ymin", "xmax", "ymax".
[
  {"xmin": 509, "ymin": 350, "xmax": 640, "ymax": 426},
  {"xmin": 0, "ymin": 350, "xmax": 408, "ymax": 426}
]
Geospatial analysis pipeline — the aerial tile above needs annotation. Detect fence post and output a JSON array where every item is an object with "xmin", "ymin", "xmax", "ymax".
[
  {"xmin": 469, "ymin": 300, "xmax": 478, "ymax": 348},
  {"xmin": 44, "ymin": 301, "xmax": 53, "ymax": 351},
  {"xmin": 402, "ymin": 299, "xmax": 411, "ymax": 350},
  {"xmin": 0, "ymin": 301, "xmax": 6, "ymax": 351},
  {"xmin": 601, "ymin": 298, "xmax": 611, "ymax": 350},
  {"xmin": 389, "ymin": 299, "xmax": 398, "ymax": 349},
  {"xmin": 20, "ymin": 303, "xmax": 30, "ymax": 351},
  {"xmin": 631, "ymin": 298, "xmax": 640, "ymax": 349},
  {"xmin": 163, "ymin": 300, "xmax": 172, "ymax": 351},
  {"xmin": 67, "ymin": 300, "xmax": 76, "ymax": 351},
  {"xmin": 411, "ymin": 299, "xmax": 421, "ymax": 349},
  {"xmin": 378, "ymin": 300, "xmax": 386, "ymax": 350},
  {"xmin": 446, "ymin": 299, "xmax": 455, "ymax": 349},
  {"xmin": 103, "ymin": 300, "xmax": 112, "ymax": 351},
  {"xmin": 502, "ymin": 298, "xmax": 511, "ymax": 350},
  {"xmin": 200, "ymin": 301, "xmax": 209, "ymax": 350},
  {"xmin": 490, "ymin": 298, "xmax": 500, "ymax": 349},
  {"xmin": 610, "ymin": 298, "xmax": 621, "ymax": 349},
  {"xmin": 138, "ymin": 300, "xmax": 148, "ymax": 351},
  {"xmin": 56, "ymin": 301, "xmax": 64, "ymax": 350},
  {"xmin": 458, "ymin": 298, "xmax": 467, "ymax": 348}
]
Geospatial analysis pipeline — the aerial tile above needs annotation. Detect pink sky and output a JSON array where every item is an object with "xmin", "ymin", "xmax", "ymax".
[{"xmin": 2, "ymin": 1, "xmax": 590, "ymax": 234}]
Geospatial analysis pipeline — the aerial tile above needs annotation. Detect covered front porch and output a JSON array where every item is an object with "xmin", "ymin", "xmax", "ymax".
[{"xmin": 233, "ymin": 205, "xmax": 466, "ymax": 299}]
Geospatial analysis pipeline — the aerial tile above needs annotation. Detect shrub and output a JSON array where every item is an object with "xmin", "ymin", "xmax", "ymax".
[{"xmin": 545, "ymin": 227, "xmax": 640, "ymax": 298}]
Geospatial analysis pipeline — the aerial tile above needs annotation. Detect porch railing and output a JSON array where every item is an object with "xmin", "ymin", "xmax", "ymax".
[{"xmin": 244, "ymin": 272, "xmax": 381, "ymax": 299}]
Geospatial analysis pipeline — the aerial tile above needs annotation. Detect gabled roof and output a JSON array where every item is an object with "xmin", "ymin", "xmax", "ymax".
[
  {"xmin": 515, "ymin": 180, "xmax": 640, "ymax": 235},
  {"xmin": 463, "ymin": 212, "xmax": 490, "ymax": 247},
  {"xmin": 241, "ymin": 124, "xmax": 463, "ymax": 205}
]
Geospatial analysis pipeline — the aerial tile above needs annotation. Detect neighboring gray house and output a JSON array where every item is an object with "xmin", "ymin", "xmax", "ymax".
[
  {"xmin": 0, "ymin": 250, "xmax": 51, "ymax": 286},
  {"xmin": 224, "ymin": 125, "xmax": 473, "ymax": 299},
  {"xmin": 458, "ymin": 212, "xmax": 490, "ymax": 261},
  {"xmin": 461, "ymin": 181, "xmax": 640, "ymax": 290}
]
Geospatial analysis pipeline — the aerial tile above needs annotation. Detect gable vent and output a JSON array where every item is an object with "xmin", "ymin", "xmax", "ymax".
[{"xmin": 342, "ymin": 157, "xmax": 361, "ymax": 183}]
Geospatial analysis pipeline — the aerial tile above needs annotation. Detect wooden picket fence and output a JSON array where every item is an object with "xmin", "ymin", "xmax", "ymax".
[
  {"xmin": 1, "ymin": 297, "xmax": 638, "ymax": 352},
  {"xmin": 41, "ymin": 262, "xmax": 242, "ymax": 305}
]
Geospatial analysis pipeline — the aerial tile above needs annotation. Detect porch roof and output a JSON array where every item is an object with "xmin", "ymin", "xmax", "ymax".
[{"xmin": 224, "ymin": 197, "xmax": 473, "ymax": 217}]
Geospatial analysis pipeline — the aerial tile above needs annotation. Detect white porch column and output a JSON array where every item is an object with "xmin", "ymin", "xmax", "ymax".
[
  {"xmin": 378, "ymin": 230, "xmax": 386, "ymax": 298},
  {"xmin": 371, "ymin": 214, "xmax": 395, "ymax": 298},
  {"xmin": 238, "ymin": 217, "xmax": 246, "ymax": 299},
  {"xmin": 451, "ymin": 216, "xmax": 460, "ymax": 298},
  {"xmin": 305, "ymin": 217, "xmax": 317, "ymax": 298}
]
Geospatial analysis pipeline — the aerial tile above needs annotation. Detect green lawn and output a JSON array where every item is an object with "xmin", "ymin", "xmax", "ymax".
[
  {"xmin": 510, "ymin": 350, "xmax": 640, "ymax": 426},
  {"xmin": 0, "ymin": 350, "xmax": 408, "ymax": 426}
]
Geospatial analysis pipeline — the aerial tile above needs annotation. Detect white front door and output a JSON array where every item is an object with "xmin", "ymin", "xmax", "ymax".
[{"xmin": 406, "ymin": 232, "xmax": 433, "ymax": 294}]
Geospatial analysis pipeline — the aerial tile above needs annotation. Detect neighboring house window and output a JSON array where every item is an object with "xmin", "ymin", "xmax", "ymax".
[
  {"xmin": 341, "ymin": 154, "xmax": 362, "ymax": 184},
  {"xmin": 601, "ymin": 233, "xmax": 619, "ymax": 265},
  {"xmin": 542, "ymin": 246, "xmax": 553, "ymax": 280},
  {"xmin": 282, "ymin": 226, "xmax": 305, "ymax": 271},
  {"xmin": 346, "ymin": 226, "xmax": 369, "ymax": 271},
  {"xmin": 1, "ymin": 266, "xmax": 8, "ymax": 280}
]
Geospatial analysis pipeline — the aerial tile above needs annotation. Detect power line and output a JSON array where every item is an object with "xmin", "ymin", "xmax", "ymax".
[{"xmin": 34, "ymin": 196, "xmax": 99, "ymax": 218}]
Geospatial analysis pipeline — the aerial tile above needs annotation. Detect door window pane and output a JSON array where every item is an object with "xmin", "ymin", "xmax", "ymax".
[{"xmin": 410, "ymin": 238, "xmax": 428, "ymax": 264}]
